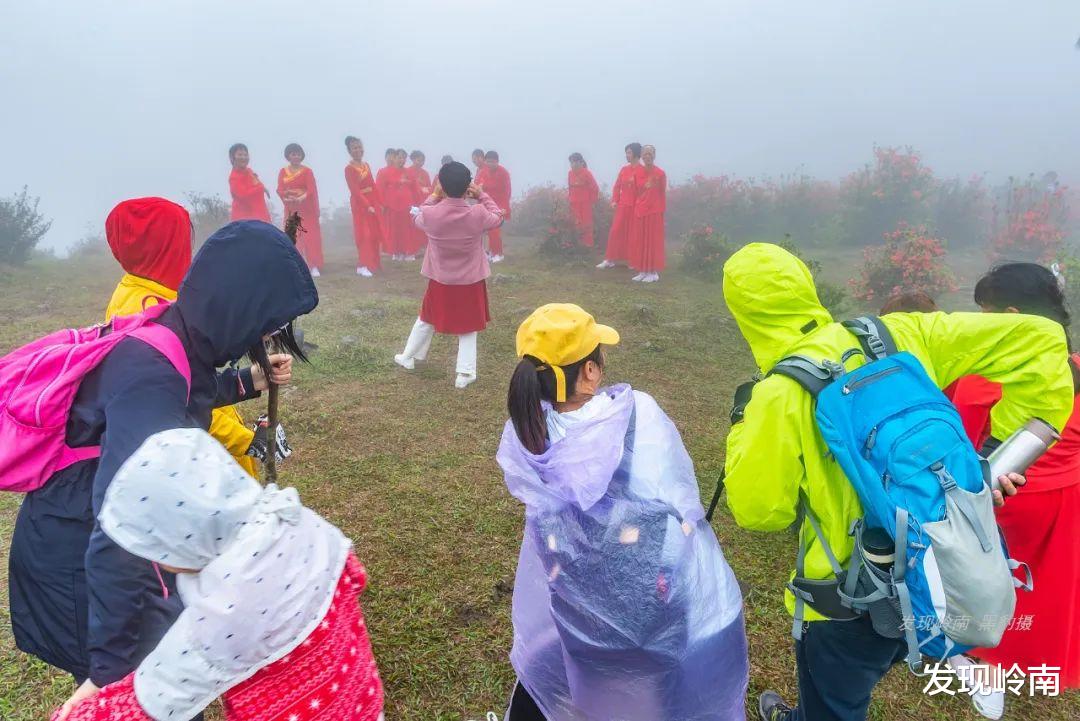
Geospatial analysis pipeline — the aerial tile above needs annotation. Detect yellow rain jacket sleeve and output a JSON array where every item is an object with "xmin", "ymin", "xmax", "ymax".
[
  {"xmin": 722, "ymin": 243, "xmax": 1072, "ymax": 620},
  {"xmin": 106, "ymin": 274, "xmax": 259, "ymax": 477}
]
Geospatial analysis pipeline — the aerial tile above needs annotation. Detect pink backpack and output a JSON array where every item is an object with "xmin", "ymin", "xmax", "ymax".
[{"xmin": 0, "ymin": 302, "xmax": 190, "ymax": 493}]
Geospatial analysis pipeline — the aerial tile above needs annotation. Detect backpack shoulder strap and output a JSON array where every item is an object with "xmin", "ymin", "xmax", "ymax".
[
  {"xmin": 128, "ymin": 324, "xmax": 192, "ymax": 402},
  {"xmin": 769, "ymin": 355, "xmax": 840, "ymax": 400},
  {"xmin": 842, "ymin": 315, "xmax": 897, "ymax": 362}
]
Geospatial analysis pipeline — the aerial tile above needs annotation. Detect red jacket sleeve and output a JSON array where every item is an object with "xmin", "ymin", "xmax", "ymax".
[
  {"xmin": 587, "ymin": 170, "xmax": 600, "ymax": 203},
  {"xmin": 948, "ymin": 376, "xmax": 1002, "ymax": 448}
]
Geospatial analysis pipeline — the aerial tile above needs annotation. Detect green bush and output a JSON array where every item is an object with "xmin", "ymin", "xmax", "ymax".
[
  {"xmin": 184, "ymin": 192, "xmax": 231, "ymax": 247},
  {"xmin": 0, "ymin": 187, "xmax": 52, "ymax": 266},
  {"xmin": 679, "ymin": 225, "xmax": 733, "ymax": 279}
]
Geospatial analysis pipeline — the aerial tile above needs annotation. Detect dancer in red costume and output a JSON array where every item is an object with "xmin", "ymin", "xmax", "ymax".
[
  {"xmin": 567, "ymin": 152, "xmax": 600, "ymax": 248},
  {"xmin": 377, "ymin": 149, "xmax": 415, "ymax": 261},
  {"xmin": 478, "ymin": 150, "xmax": 511, "ymax": 262},
  {"xmin": 406, "ymin": 150, "xmax": 433, "ymax": 255},
  {"xmin": 228, "ymin": 143, "xmax": 271, "ymax": 222},
  {"xmin": 629, "ymin": 145, "xmax": 666, "ymax": 283},
  {"xmin": 276, "ymin": 143, "xmax": 324, "ymax": 276},
  {"xmin": 344, "ymin": 136, "xmax": 383, "ymax": 277},
  {"xmin": 597, "ymin": 142, "xmax": 645, "ymax": 269}
]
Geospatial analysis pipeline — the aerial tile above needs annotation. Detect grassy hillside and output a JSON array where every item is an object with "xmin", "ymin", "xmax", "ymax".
[{"xmin": 0, "ymin": 237, "xmax": 1075, "ymax": 720}]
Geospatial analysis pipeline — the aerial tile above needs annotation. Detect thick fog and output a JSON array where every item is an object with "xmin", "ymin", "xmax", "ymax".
[{"xmin": 2, "ymin": 0, "xmax": 1077, "ymax": 251}]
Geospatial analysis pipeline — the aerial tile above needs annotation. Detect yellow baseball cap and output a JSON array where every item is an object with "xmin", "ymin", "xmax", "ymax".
[{"xmin": 516, "ymin": 303, "xmax": 620, "ymax": 402}]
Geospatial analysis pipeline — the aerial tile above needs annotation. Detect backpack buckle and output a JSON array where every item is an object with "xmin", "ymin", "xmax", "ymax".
[
  {"xmin": 822, "ymin": 359, "xmax": 844, "ymax": 378},
  {"xmin": 866, "ymin": 335, "xmax": 887, "ymax": 359},
  {"xmin": 930, "ymin": 462, "xmax": 957, "ymax": 491}
]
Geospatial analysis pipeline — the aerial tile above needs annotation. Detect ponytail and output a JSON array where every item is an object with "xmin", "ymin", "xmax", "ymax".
[
  {"xmin": 508, "ymin": 358, "xmax": 547, "ymax": 454},
  {"xmin": 507, "ymin": 346, "xmax": 606, "ymax": 454}
]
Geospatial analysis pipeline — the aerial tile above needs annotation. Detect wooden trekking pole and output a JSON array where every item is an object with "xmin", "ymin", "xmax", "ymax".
[{"xmin": 264, "ymin": 212, "xmax": 304, "ymax": 485}]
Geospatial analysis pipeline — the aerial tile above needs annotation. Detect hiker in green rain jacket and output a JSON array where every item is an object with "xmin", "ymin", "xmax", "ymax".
[{"xmin": 721, "ymin": 243, "xmax": 1073, "ymax": 721}]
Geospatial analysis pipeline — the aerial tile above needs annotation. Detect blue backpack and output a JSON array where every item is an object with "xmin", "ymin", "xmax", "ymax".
[{"xmin": 772, "ymin": 317, "xmax": 1029, "ymax": 670}]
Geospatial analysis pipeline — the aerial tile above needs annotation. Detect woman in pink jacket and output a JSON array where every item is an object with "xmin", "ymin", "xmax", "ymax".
[{"xmin": 394, "ymin": 161, "xmax": 504, "ymax": 389}]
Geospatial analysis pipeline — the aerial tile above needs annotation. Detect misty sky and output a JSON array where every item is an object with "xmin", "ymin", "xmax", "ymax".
[{"xmin": 2, "ymin": 1, "xmax": 1078, "ymax": 250}]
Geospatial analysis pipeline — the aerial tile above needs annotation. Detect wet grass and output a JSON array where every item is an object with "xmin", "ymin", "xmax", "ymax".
[{"xmin": 0, "ymin": 238, "xmax": 1075, "ymax": 720}]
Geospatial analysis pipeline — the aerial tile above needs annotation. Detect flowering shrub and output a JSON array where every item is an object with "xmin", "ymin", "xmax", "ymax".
[
  {"xmin": 850, "ymin": 224, "xmax": 956, "ymax": 302},
  {"xmin": 667, "ymin": 175, "xmax": 773, "ymax": 241},
  {"xmin": 679, "ymin": 225, "xmax": 733, "ymax": 279},
  {"xmin": 840, "ymin": 146, "xmax": 935, "ymax": 245},
  {"xmin": 513, "ymin": 185, "xmax": 568, "ymax": 237},
  {"xmin": 991, "ymin": 176, "xmax": 1069, "ymax": 262},
  {"xmin": 535, "ymin": 194, "xmax": 593, "ymax": 263}
]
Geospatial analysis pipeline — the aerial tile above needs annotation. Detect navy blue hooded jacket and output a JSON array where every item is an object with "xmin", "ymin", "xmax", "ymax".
[{"xmin": 8, "ymin": 221, "xmax": 318, "ymax": 686}]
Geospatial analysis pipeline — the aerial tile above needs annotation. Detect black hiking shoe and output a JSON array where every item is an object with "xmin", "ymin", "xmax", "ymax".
[{"xmin": 759, "ymin": 690, "xmax": 794, "ymax": 721}]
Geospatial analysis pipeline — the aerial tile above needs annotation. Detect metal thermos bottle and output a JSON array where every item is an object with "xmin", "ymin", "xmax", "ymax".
[{"xmin": 986, "ymin": 418, "xmax": 1061, "ymax": 491}]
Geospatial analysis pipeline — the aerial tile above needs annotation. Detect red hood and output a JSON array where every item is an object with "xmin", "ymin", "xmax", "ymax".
[{"xmin": 106, "ymin": 197, "xmax": 192, "ymax": 290}]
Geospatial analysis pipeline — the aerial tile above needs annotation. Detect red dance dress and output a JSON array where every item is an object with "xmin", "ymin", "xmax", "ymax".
[
  {"xmin": 606, "ymin": 163, "xmax": 646, "ymax": 263},
  {"xmin": 420, "ymin": 279, "xmax": 490, "ymax": 335},
  {"xmin": 630, "ymin": 165, "xmax": 667, "ymax": 273},
  {"xmin": 477, "ymin": 165, "xmax": 511, "ymax": 256},
  {"xmin": 345, "ymin": 161, "xmax": 383, "ymax": 272},
  {"xmin": 63, "ymin": 554, "xmax": 384, "ymax": 721},
  {"xmin": 377, "ymin": 166, "xmax": 416, "ymax": 256},
  {"xmin": 405, "ymin": 165, "xmax": 433, "ymax": 252},
  {"xmin": 229, "ymin": 168, "xmax": 271, "ymax": 222},
  {"xmin": 568, "ymin": 167, "xmax": 600, "ymax": 247},
  {"xmin": 949, "ymin": 370, "xmax": 1080, "ymax": 688},
  {"xmin": 277, "ymin": 165, "xmax": 324, "ymax": 271}
]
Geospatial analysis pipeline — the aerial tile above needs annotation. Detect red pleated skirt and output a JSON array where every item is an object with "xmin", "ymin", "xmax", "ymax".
[
  {"xmin": 971, "ymin": 482, "xmax": 1080, "ymax": 688},
  {"xmin": 630, "ymin": 213, "xmax": 666, "ymax": 272},
  {"xmin": 382, "ymin": 209, "xmax": 415, "ymax": 255},
  {"xmin": 419, "ymin": 279, "xmax": 491, "ymax": 334},
  {"xmin": 571, "ymin": 201, "xmax": 594, "ymax": 247},
  {"xmin": 351, "ymin": 200, "xmax": 382, "ymax": 271},
  {"xmin": 605, "ymin": 204, "xmax": 637, "ymax": 262}
]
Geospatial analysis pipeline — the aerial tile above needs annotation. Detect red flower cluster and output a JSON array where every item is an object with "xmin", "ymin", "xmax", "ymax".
[
  {"xmin": 851, "ymin": 223, "xmax": 956, "ymax": 302},
  {"xmin": 991, "ymin": 179, "xmax": 1069, "ymax": 262}
]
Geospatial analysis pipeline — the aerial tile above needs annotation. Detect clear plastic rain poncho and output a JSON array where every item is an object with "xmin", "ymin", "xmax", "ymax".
[{"xmin": 497, "ymin": 384, "xmax": 749, "ymax": 721}]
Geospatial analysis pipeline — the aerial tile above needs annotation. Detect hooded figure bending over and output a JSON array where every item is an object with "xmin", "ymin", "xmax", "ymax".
[
  {"xmin": 497, "ymin": 303, "xmax": 748, "ymax": 721},
  {"xmin": 9, "ymin": 221, "xmax": 318, "ymax": 712}
]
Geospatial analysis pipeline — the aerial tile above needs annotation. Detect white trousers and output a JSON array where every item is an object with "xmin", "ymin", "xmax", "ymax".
[{"xmin": 399, "ymin": 318, "xmax": 478, "ymax": 376}]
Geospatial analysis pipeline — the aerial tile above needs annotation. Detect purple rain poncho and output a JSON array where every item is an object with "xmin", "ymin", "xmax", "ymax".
[{"xmin": 497, "ymin": 384, "xmax": 749, "ymax": 721}]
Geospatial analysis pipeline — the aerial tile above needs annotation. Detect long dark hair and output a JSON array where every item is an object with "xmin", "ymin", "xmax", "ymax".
[
  {"xmin": 246, "ymin": 323, "xmax": 308, "ymax": 383},
  {"xmin": 508, "ymin": 346, "xmax": 604, "ymax": 454},
  {"xmin": 974, "ymin": 262, "xmax": 1079, "ymax": 391}
]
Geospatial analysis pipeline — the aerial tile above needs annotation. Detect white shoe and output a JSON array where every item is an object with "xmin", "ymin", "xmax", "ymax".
[
  {"xmin": 491, "ymin": 255, "xmax": 504, "ymax": 264},
  {"xmin": 949, "ymin": 655, "xmax": 1005, "ymax": 720},
  {"xmin": 310, "ymin": 267, "xmax": 321, "ymax": 278},
  {"xmin": 631, "ymin": 273, "xmax": 646, "ymax": 282},
  {"xmin": 405, "ymin": 255, "xmax": 417, "ymax": 261},
  {"xmin": 357, "ymin": 266, "xmax": 374, "ymax": 277},
  {"xmin": 455, "ymin": 373, "xmax": 476, "ymax": 389},
  {"xmin": 394, "ymin": 354, "xmax": 415, "ymax": 370},
  {"xmin": 643, "ymin": 273, "xmax": 660, "ymax": 283},
  {"xmin": 596, "ymin": 260, "xmax": 616, "ymax": 269}
]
